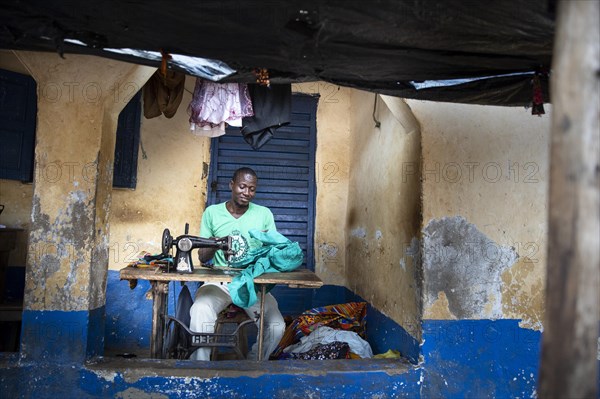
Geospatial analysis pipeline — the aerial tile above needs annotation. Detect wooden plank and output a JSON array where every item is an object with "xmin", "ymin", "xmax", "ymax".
[
  {"xmin": 258, "ymin": 285, "xmax": 267, "ymax": 360},
  {"xmin": 212, "ymin": 183, "xmax": 309, "ymax": 199},
  {"xmin": 120, "ymin": 267, "xmax": 323, "ymax": 288},
  {"xmin": 217, "ymin": 149, "xmax": 310, "ymax": 161},
  {"xmin": 219, "ymin": 178, "xmax": 311, "ymax": 186},
  {"xmin": 270, "ymin": 207, "xmax": 309, "ymax": 215},
  {"xmin": 275, "ymin": 221, "xmax": 308, "ymax": 230},
  {"xmin": 150, "ymin": 281, "xmax": 168, "ymax": 359},
  {"xmin": 275, "ymin": 214, "xmax": 309, "ymax": 223},
  {"xmin": 214, "ymin": 141, "xmax": 310, "ymax": 154},
  {"xmin": 215, "ymin": 163, "xmax": 309, "ymax": 174},
  {"xmin": 218, "ymin": 136, "xmax": 310, "ymax": 147},
  {"xmin": 250, "ymin": 269, "xmax": 322, "ymax": 287},
  {"xmin": 275, "ymin": 228, "xmax": 308, "ymax": 237},
  {"xmin": 538, "ymin": 1, "xmax": 599, "ymax": 398},
  {"xmin": 216, "ymin": 157, "xmax": 312, "ymax": 167},
  {"xmin": 249, "ymin": 199, "xmax": 309, "ymax": 209},
  {"xmin": 213, "ymin": 179, "xmax": 309, "ymax": 193}
]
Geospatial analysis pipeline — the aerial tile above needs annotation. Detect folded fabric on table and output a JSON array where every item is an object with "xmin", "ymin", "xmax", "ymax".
[{"xmin": 228, "ymin": 229, "xmax": 303, "ymax": 308}]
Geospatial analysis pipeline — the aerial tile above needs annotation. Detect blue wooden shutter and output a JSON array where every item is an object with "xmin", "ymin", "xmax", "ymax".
[
  {"xmin": 207, "ymin": 93, "xmax": 318, "ymax": 270},
  {"xmin": 113, "ymin": 92, "xmax": 141, "ymax": 188},
  {"xmin": 0, "ymin": 68, "xmax": 37, "ymax": 182}
]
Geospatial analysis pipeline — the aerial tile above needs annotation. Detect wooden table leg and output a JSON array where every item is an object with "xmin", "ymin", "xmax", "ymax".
[
  {"xmin": 257, "ymin": 284, "xmax": 267, "ymax": 361},
  {"xmin": 150, "ymin": 281, "xmax": 168, "ymax": 359}
]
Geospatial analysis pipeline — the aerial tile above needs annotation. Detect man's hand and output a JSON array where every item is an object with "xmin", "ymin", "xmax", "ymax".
[{"xmin": 197, "ymin": 237, "xmax": 219, "ymax": 263}]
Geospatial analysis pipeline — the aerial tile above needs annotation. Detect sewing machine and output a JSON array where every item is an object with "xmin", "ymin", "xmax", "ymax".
[{"xmin": 161, "ymin": 224, "xmax": 233, "ymax": 273}]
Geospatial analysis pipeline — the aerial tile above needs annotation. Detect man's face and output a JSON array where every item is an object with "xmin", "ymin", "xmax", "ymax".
[{"xmin": 229, "ymin": 173, "xmax": 257, "ymax": 207}]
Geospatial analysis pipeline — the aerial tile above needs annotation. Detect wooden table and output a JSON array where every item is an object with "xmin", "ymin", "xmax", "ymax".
[{"xmin": 119, "ymin": 266, "xmax": 323, "ymax": 360}]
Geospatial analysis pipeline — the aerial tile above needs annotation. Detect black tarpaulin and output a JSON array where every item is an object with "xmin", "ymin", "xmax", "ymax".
[{"xmin": 0, "ymin": 0, "xmax": 555, "ymax": 106}]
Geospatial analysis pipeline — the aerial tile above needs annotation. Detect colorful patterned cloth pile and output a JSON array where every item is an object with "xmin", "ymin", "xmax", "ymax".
[{"xmin": 271, "ymin": 301, "xmax": 367, "ymax": 359}]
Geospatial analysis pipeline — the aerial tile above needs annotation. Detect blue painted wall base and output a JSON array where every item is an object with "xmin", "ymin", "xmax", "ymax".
[
  {"xmin": 0, "ymin": 271, "xmax": 555, "ymax": 398},
  {"xmin": 421, "ymin": 319, "xmax": 541, "ymax": 399},
  {"xmin": 21, "ymin": 307, "xmax": 105, "ymax": 362},
  {"xmin": 1, "ymin": 356, "xmax": 420, "ymax": 399}
]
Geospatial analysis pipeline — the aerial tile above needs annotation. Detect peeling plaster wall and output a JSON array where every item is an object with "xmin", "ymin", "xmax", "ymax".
[
  {"xmin": 292, "ymin": 83, "xmax": 352, "ymax": 286},
  {"xmin": 423, "ymin": 216, "xmax": 518, "ymax": 319},
  {"xmin": 408, "ymin": 100, "xmax": 550, "ymax": 329},
  {"xmin": 346, "ymin": 90, "xmax": 422, "ymax": 340},
  {"xmin": 108, "ymin": 77, "xmax": 210, "ymax": 270},
  {"xmin": 14, "ymin": 51, "xmax": 154, "ymax": 311}
]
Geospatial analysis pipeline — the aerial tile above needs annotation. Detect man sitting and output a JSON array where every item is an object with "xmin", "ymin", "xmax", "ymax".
[{"xmin": 189, "ymin": 167, "xmax": 285, "ymax": 360}]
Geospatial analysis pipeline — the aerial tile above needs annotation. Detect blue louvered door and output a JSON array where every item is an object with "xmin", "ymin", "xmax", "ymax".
[
  {"xmin": 207, "ymin": 93, "xmax": 318, "ymax": 271},
  {"xmin": 0, "ymin": 68, "xmax": 37, "ymax": 182}
]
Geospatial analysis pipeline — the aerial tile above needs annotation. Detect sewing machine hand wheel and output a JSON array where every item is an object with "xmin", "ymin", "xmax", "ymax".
[{"xmin": 161, "ymin": 228, "xmax": 173, "ymax": 256}]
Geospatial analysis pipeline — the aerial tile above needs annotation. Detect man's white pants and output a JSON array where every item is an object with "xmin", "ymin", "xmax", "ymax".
[{"xmin": 189, "ymin": 284, "xmax": 285, "ymax": 360}]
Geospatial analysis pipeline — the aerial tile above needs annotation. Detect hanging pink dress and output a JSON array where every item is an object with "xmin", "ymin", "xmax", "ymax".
[{"xmin": 188, "ymin": 79, "xmax": 254, "ymax": 137}]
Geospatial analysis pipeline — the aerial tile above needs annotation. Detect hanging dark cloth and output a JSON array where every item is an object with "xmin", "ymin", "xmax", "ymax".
[
  {"xmin": 143, "ymin": 70, "xmax": 186, "ymax": 119},
  {"xmin": 241, "ymin": 84, "xmax": 291, "ymax": 150}
]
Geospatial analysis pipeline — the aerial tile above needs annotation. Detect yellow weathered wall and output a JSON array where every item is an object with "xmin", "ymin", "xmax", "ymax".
[
  {"xmin": 108, "ymin": 77, "xmax": 210, "ymax": 270},
  {"xmin": 13, "ymin": 51, "xmax": 154, "ymax": 310},
  {"xmin": 293, "ymin": 83, "xmax": 352, "ymax": 286},
  {"xmin": 345, "ymin": 90, "xmax": 422, "ymax": 339},
  {"xmin": 409, "ymin": 100, "xmax": 550, "ymax": 329}
]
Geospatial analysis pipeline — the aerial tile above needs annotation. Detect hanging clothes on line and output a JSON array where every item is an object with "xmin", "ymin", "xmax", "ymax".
[
  {"xmin": 241, "ymin": 84, "xmax": 291, "ymax": 150},
  {"xmin": 187, "ymin": 78, "xmax": 254, "ymax": 137},
  {"xmin": 143, "ymin": 69, "xmax": 186, "ymax": 119}
]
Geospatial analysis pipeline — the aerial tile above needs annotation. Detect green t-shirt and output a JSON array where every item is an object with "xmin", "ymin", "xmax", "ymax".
[{"xmin": 200, "ymin": 202, "xmax": 277, "ymax": 266}]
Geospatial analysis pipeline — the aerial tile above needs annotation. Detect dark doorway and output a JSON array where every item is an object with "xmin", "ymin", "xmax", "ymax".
[{"xmin": 206, "ymin": 93, "xmax": 318, "ymax": 271}]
